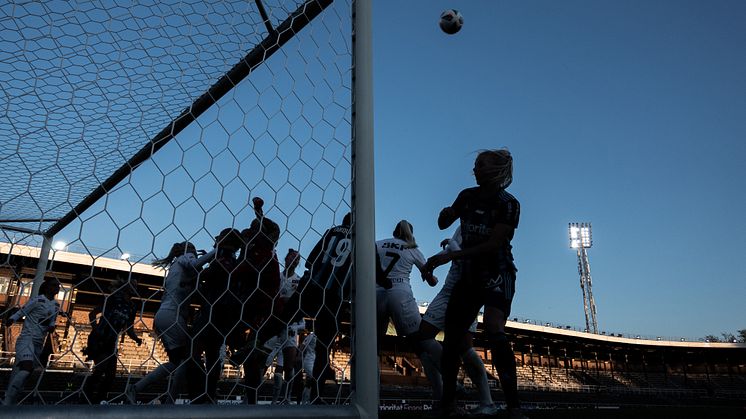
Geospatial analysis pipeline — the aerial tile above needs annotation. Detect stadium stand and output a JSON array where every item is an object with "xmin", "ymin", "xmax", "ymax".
[{"xmin": 1, "ymin": 243, "xmax": 745, "ymax": 408}]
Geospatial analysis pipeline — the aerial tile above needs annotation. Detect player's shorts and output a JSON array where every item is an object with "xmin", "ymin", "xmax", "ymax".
[
  {"xmin": 14, "ymin": 334, "xmax": 44, "ymax": 366},
  {"xmin": 479, "ymin": 269, "xmax": 517, "ymax": 318},
  {"xmin": 422, "ymin": 264, "xmax": 477, "ymax": 333},
  {"xmin": 263, "ymin": 322, "xmax": 302, "ymax": 367},
  {"xmin": 376, "ymin": 281, "xmax": 421, "ymax": 337},
  {"xmin": 154, "ymin": 308, "xmax": 189, "ymax": 351}
]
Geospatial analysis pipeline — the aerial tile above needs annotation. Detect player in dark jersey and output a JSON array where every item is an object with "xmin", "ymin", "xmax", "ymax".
[
  {"xmin": 425, "ymin": 149, "xmax": 527, "ymax": 419},
  {"xmin": 297, "ymin": 212, "xmax": 352, "ymax": 403},
  {"xmin": 82, "ymin": 277, "xmax": 143, "ymax": 404},
  {"xmin": 186, "ymin": 227, "xmax": 244, "ymax": 404}
]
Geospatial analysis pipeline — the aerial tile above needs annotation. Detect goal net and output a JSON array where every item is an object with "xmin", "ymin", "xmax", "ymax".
[{"xmin": 0, "ymin": 0, "xmax": 375, "ymax": 416}]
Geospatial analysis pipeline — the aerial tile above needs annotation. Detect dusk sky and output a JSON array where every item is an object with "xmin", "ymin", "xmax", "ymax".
[
  {"xmin": 372, "ymin": 0, "xmax": 746, "ymax": 340},
  {"xmin": 4, "ymin": 0, "xmax": 743, "ymax": 342}
]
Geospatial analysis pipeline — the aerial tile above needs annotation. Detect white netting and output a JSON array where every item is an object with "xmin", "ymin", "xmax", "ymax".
[{"xmin": 0, "ymin": 0, "xmax": 357, "ymax": 407}]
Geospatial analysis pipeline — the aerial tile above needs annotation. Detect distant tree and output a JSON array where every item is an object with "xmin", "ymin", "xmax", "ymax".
[
  {"xmin": 704, "ymin": 335, "xmax": 721, "ymax": 342},
  {"xmin": 738, "ymin": 329, "xmax": 746, "ymax": 343},
  {"xmin": 721, "ymin": 333, "xmax": 736, "ymax": 343}
]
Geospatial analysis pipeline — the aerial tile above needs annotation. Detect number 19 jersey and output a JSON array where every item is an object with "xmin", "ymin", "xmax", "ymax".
[{"xmin": 306, "ymin": 224, "xmax": 352, "ymax": 294}]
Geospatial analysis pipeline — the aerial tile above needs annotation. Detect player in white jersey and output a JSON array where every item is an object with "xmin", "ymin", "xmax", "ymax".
[
  {"xmin": 2, "ymin": 279, "xmax": 61, "ymax": 405},
  {"xmin": 263, "ymin": 249, "xmax": 303, "ymax": 404},
  {"xmin": 126, "ymin": 241, "xmax": 214, "ymax": 404},
  {"xmin": 375, "ymin": 220, "xmax": 441, "ymax": 400},
  {"xmin": 420, "ymin": 227, "xmax": 499, "ymax": 415}
]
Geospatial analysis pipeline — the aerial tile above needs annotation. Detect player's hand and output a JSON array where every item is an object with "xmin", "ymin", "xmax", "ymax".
[
  {"xmin": 135, "ymin": 337, "xmax": 143, "ymax": 346},
  {"xmin": 252, "ymin": 197, "xmax": 264, "ymax": 216},
  {"xmin": 425, "ymin": 252, "xmax": 451, "ymax": 272},
  {"xmin": 423, "ymin": 273, "xmax": 438, "ymax": 287}
]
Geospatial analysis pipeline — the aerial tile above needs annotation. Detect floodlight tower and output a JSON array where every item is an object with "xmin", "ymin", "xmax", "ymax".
[{"xmin": 569, "ymin": 222, "xmax": 598, "ymax": 334}]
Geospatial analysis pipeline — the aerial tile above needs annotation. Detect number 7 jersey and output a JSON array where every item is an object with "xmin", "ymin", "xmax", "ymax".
[{"xmin": 375, "ymin": 238, "xmax": 426, "ymax": 285}]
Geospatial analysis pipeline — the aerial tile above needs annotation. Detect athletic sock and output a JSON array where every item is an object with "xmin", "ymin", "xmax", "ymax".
[
  {"xmin": 489, "ymin": 332, "xmax": 520, "ymax": 409},
  {"xmin": 416, "ymin": 337, "xmax": 443, "ymax": 400},
  {"xmin": 461, "ymin": 347, "xmax": 493, "ymax": 406}
]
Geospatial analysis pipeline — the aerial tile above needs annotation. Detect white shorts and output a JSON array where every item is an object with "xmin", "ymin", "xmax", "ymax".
[
  {"xmin": 263, "ymin": 321, "xmax": 302, "ymax": 367},
  {"xmin": 422, "ymin": 264, "xmax": 477, "ymax": 333},
  {"xmin": 376, "ymin": 281, "xmax": 421, "ymax": 337},
  {"xmin": 154, "ymin": 308, "xmax": 189, "ymax": 351},
  {"xmin": 14, "ymin": 334, "xmax": 44, "ymax": 366}
]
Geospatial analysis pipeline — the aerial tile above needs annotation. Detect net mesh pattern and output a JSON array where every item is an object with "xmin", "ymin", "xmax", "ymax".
[{"xmin": 0, "ymin": 0, "xmax": 355, "ymax": 406}]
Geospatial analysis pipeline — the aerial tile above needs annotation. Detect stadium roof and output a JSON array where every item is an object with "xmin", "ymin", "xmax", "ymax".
[{"xmin": 0, "ymin": 0, "xmax": 331, "ymax": 238}]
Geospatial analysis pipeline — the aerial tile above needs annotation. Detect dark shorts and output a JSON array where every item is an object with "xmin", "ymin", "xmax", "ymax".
[{"xmin": 478, "ymin": 270, "xmax": 517, "ymax": 318}]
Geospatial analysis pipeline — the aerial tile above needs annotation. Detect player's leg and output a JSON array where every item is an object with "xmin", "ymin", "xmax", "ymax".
[
  {"xmin": 128, "ymin": 311, "xmax": 186, "ymax": 403},
  {"xmin": 277, "ymin": 346, "xmax": 298, "ymax": 403},
  {"xmin": 483, "ymin": 270, "xmax": 525, "ymax": 418},
  {"xmin": 271, "ymin": 362, "xmax": 284, "ymax": 404},
  {"xmin": 440, "ymin": 279, "xmax": 483, "ymax": 413},
  {"xmin": 310, "ymin": 308, "xmax": 338, "ymax": 403},
  {"xmin": 2, "ymin": 359, "xmax": 33, "ymax": 405},
  {"xmin": 390, "ymin": 285, "xmax": 444, "ymax": 401},
  {"xmin": 301, "ymin": 343, "xmax": 316, "ymax": 404},
  {"xmin": 460, "ymin": 332, "xmax": 496, "ymax": 413}
]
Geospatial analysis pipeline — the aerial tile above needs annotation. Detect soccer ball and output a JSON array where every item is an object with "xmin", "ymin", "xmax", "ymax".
[{"xmin": 439, "ymin": 9, "xmax": 463, "ymax": 35}]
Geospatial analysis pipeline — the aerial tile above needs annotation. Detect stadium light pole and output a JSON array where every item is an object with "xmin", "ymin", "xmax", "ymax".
[{"xmin": 569, "ymin": 222, "xmax": 598, "ymax": 334}]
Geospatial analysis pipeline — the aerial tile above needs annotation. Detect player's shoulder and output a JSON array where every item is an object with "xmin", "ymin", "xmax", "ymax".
[
  {"xmin": 497, "ymin": 189, "xmax": 519, "ymax": 203},
  {"xmin": 457, "ymin": 186, "xmax": 480, "ymax": 199}
]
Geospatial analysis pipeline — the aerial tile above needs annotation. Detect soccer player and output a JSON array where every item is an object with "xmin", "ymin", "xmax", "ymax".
[
  {"xmin": 234, "ymin": 197, "xmax": 283, "ymax": 404},
  {"xmin": 185, "ymin": 227, "xmax": 244, "ymax": 404},
  {"xmin": 424, "ymin": 149, "xmax": 527, "ymax": 418},
  {"xmin": 125, "ymin": 241, "xmax": 215, "ymax": 404},
  {"xmin": 2, "ymin": 279, "xmax": 61, "ymax": 405},
  {"xmin": 297, "ymin": 212, "xmax": 353, "ymax": 403},
  {"xmin": 420, "ymin": 227, "xmax": 499, "ymax": 415},
  {"xmin": 265, "ymin": 248, "xmax": 303, "ymax": 404},
  {"xmin": 82, "ymin": 277, "xmax": 143, "ymax": 404},
  {"xmin": 375, "ymin": 220, "xmax": 441, "ymax": 400}
]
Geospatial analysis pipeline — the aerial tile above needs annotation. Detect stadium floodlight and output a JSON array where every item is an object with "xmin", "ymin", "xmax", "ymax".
[
  {"xmin": 569, "ymin": 222, "xmax": 598, "ymax": 334},
  {"xmin": 569, "ymin": 222, "xmax": 592, "ymax": 249},
  {"xmin": 52, "ymin": 241, "xmax": 66, "ymax": 251}
]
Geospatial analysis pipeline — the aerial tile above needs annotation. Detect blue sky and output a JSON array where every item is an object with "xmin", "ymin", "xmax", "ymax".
[
  {"xmin": 372, "ymin": 0, "xmax": 746, "ymax": 340},
  {"xmin": 11, "ymin": 0, "xmax": 741, "ymax": 341}
]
